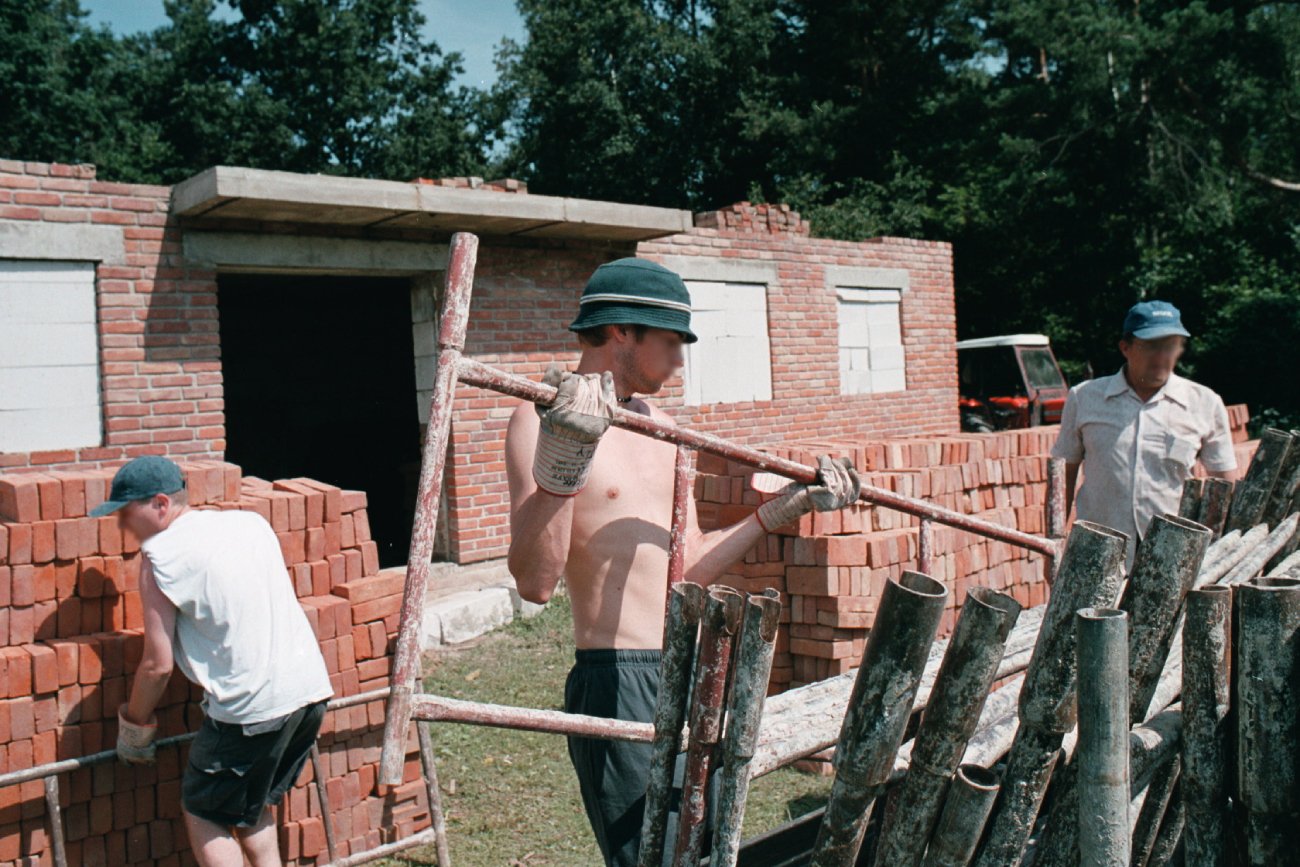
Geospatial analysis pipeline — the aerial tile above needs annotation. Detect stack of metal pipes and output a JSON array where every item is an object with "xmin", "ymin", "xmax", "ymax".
[{"xmin": 719, "ymin": 426, "xmax": 1300, "ymax": 866}]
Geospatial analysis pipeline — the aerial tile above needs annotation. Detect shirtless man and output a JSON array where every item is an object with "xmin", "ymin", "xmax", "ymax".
[{"xmin": 504, "ymin": 258, "xmax": 861, "ymax": 866}]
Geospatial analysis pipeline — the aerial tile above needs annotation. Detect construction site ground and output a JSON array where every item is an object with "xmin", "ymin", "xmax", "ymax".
[{"xmin": 376, "ymin": 594, "xmax": 832, "ymax": 866}]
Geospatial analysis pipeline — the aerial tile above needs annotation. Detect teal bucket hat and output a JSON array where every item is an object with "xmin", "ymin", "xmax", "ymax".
[{"xmin": 569, "ymin": 258, "xmax": 698, "ymax": 343}]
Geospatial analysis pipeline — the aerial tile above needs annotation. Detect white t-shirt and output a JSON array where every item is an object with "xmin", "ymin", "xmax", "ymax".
[{"xmin": 141, "ymin": 509, "xmax": 333, "ymax": 724}]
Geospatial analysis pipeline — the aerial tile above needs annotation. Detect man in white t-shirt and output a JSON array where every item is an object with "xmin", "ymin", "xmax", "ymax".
[{"xmin": 94, "ymin": 456, "xmax": 333, "ymax": 867}]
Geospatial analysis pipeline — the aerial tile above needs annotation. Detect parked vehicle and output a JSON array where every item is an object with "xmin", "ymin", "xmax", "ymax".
[{"xmin": 956, "ymin": 334, "xmax": 1069, "ymax": 432}]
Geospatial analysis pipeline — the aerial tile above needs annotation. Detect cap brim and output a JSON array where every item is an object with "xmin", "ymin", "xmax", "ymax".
[
  {"xmin": 89, "ymin": 499, "xmax": 129, "ymax": 518},
  {"xmin": 1130, "ymin": 325, "xmax": 1191, "ymax": 340},
  {"xmin": 569, "ymin": 304, "xmax": 698, "ymax": 343}
]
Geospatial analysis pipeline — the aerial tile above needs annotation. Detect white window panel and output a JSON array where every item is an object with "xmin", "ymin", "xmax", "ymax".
[
  {"xmin": 836, "ymin": 286, "xmax": 906, "ymax": 395},
  {"xmin": 0, "ymin": 261, "xmax": 101, "ymax": 451},
  {"xmin": 683, "ymin": 281, "xmax": 772, "ymax": 406}
]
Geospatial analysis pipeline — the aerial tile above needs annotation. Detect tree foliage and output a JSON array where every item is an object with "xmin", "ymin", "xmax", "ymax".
[{"xmin": 3, "ymin": 0, "xmax": 1298, "ymax": 424}]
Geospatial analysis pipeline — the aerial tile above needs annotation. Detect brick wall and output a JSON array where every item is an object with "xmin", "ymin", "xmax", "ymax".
[
  {"xmin": 0, "ymin": 160, "xmax": 224, "ymax": 473},
  {"xmin": 0, "ymin": 463, "xmax": 428, "ymax": 865},
  {"xmin": 442, "ymin": 204, "xmax": 959, "ymax": 562}
]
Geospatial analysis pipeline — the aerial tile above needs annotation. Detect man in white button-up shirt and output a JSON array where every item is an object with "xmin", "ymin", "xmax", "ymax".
[{"xmin": 1051, "ymin": 301, "xmax": 1239, "ymax": 564}]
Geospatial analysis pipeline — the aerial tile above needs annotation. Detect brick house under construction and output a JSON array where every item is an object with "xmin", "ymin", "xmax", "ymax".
[{"xmin": 0, "ymin": 159, "xmax": 960, "ymax": 569}]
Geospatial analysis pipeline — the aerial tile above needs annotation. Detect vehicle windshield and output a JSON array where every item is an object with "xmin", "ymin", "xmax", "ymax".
[
  {"xmin": 1020, "ymin": 347, "xmax": 1066, "ymax": 390},
  {"xmin": 959, "ymin": 347, "xmax": 1026, "ymax": 397}
]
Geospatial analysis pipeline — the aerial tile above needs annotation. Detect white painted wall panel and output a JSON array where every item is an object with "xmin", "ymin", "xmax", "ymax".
[
  {"xmin": 0, "ymin": 261, "xmax": 101, "ymax": 451},
  {"xmin": 683, "ymin": 281, "xmax": 772, "ymax": 406}
]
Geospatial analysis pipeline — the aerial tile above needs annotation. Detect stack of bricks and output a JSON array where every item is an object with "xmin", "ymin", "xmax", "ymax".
[
  {"xmin": 410, "ymin": 176, "xmax": 528, "ymax": 193},
  {"xmin": 695, "ymin": 407, "xmax": 1255, "ymax": 691},
  {"xmin": 692, "ymin": 201, "xmax": 811, "ymax": 235},
  {"xmin": 0, "ymin": 462, "xmax": 431, "ymax": 865}
]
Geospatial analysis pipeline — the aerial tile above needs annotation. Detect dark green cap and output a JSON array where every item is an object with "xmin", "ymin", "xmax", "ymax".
[
  {"xmin": 569, "ymin": 258, "xmax": 698, "ymax": 343},
  {"xmin": 90, "ymin": 456, "xmax": 185, "ymax": 517}
]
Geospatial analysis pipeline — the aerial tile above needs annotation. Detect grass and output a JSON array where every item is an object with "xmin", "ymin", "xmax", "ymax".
[{"xmin": 376, "ymin": 595, "xmax": 831, "ymax": 866}]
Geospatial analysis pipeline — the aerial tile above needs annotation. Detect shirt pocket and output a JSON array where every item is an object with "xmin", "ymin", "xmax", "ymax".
[{"xmin": 1166, "ymin": 433, "xmax": 1199, "ymax": 470}]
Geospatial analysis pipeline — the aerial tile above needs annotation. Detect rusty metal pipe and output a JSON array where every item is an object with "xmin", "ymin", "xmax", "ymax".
[
  {"xmin": 1182, "ymin": 585, "xmax": 1232, "ymax": 867},
  {"xmin": 1197, "ymin": 478, "xmax": 1234, "ymax": 538},
  {"xmin": 638, "ymin": 582, "xmax": 706, "ymax": 867},
  {"xmin": 920, "ymin": 765, "xmax": 1000, "ymax": 867},
  {"xmin": 1031, "ymin": 514, "xmax": 1205, "ymax": 867},
  {"xmin": 672, "ymin": 586, "xmax": 743, "ymax": 866},
  {"xmin": 808, "ymin": 571, "xmax": 948, "ymax": 867},
  {"xmin": 1197, "ymin": 524, "xmax": 1267, "ymax": 586},
  {"xmin": 311, "ymin": 743, "xmax": 340, "ymax": 863},
  {"xmin": 1076, "ymin": 607, "xmax": 1131, "ymax": 867},
  {"xmin": 665, "ymin": 445, "xmax": 693, "ymax": 613},
  {"xmin": 1047, "ymin": 456, "xmax": 1067, "ymax": 540},
  {"xmin": 416, "ymin": 721, "xmax": 452, "ymax": 867},
  {"xmin": 973, "ymin": 521, "xmax": 1127, "ymax": 867},
  {"xmin": 874, "ymin": 587, "xmax": 1022, "ymax": 865},
  {"xmin": 1122, "ymin": 514, "xmax": 1211, "ymax": 718},
  {"xmin": 1145, "ymin": 776, "xmax": 1185, "ymax": 867},
  {"xmin": 1225, "ymin": 428, "xmax": 1294, "ymax": 533},
  {"xmin": 1222, "ymin": 513, "xmax": 1299, "ymax": 585},
  {"xmin": 1129, "ymin": 754, "xmax": 1179, "ymax": 867},
  {"xmin": 1235, "ymin": 576, "xmax": 1300, "ymax": 865},
  {"xmin": 455, "ymin": 357, "xmax": 1060, "ymax": 557},
  {"xmin": 43, "ymin": 776, "xmax": 67, "ymax": 867},
  {"xmin": 710, "ymin": 591, "xmax": 782, "ymax": 867},
  {"xmin": 381, "ymin": 231, "xmax": 480, "ymax": 785},
  {"xmin": 1179, "ymin": 478, "xmax": 1205, "ymax": 520},
  {"xmin": 918, "ymin": 517, "xmax": 934, "ymax": 575},
  {"xmin": 1262, "ymin": 428, "xmax": 1300, "ymax": 527},
  {"xmin": 410, "ymin": 693, "xmax": 656, "ymax": 742}
]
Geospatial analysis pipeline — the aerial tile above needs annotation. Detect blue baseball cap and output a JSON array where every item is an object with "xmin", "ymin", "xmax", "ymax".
[
  {"xmin": 1122, "ymin": 300, "xmax": 1191, "ymax": 341},
  {"xmin": 90, "ymin": 456, "xmax": 186, "ymax": 517}
]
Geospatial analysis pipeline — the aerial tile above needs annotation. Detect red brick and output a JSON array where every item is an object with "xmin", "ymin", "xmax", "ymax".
[
  {"xmin": 78, "ymin": 638, "xmax": 103, "ymax": 684},
  {"xmin": 36, "ymin": 475, "xmax": 63, "ymax": 520},
  {"xmin": 333, "ymin": 572, "xmax": 404, "ymax": 604},
  {"xmin": 54, "ymin": 519, "xmax": 80, "ymax": 560},
  {"xmin": 359, "ymin": 541, "xmax": 379, "ymax": 576},
  {"xmin": 32, "ymin": 563, "xmax": 55, "ymax": 603},
  {"xmin": 306, "ymin": 527, "xmax": 326, "ymax": 561},
  {"xmin": 0, "ymin": 477, "xmax": 41, "ymax": 523},
  {"xmin": 25, "ymin": 645, "xmax": 58, "ymax": 695},
  {"xmin": 350, "ymin": 594, "xmax": 402, "ymax": 625},
  {"xmin": 29, "ymin": 521, "xmax": 55, "ymax": 563},
  {"xmin": 0, "ymin": 566, "xmax": 8, "ymax": 607},
  {"xmin": 353, "ymin": 509, "xmax": 371, "ymax": 543},
  {"xmin": 311, "ymin": 560, "xmax": 330, "ymax": 596},
  {"xmin": 301, "ymin": 816, "xmax": 326, "ymax": 858},
  {"xmin": 78, "ymin": 557, "xmax": 106, "ymax": 598},
  {"xmin": 11, "ymin": 564, "xmax": 35, "ymax": 606},
  {"xmin": 54, "ymin": 560, "xmax": 77, "ymax": 599},
  {"xmin": 48, "ymin": 640, "xmax": 78, "ymax": 687},
  {"xmin": 0, "ymin": 523, "xmax": 6, "ymax": 565},
  {"xmin": 6, "ymin": 523, "xmax": 31, "ymax": 565},
  {"xmin": 340, "ymin": 489, "xmax": 366, "ymax": 513},
  {"xmin": 55, "ymin": 473, "xmax": 87, "ymax": 518}
]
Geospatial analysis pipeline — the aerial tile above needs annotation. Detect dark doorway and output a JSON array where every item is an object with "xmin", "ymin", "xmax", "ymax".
[{"xmin": 218, "ymin": 273, "xmax": 422, "ymax": 568}]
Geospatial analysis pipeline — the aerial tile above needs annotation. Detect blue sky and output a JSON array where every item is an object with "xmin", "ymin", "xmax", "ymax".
[{"xmin": 82, "ymin": 0, "xmax": 525, "ymax": 88}]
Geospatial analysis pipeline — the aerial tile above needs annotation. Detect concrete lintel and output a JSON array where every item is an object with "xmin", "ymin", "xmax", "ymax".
[
  {"xmin": 825, "ymin": 265, "xmax": 911, "ymax": 292},
  {"xmin": 654, "ymin": 255, "xmax": 781, "ymax": 285},
  {"xmin": 173, "ymin": 165, "xmax": 693, "ymax": 240},
  {"xmin": 183, "ymin": 231, "xmax": 448, "ymax": 276},
  {"xmin": 0, "ymin": 222, "xmax": 126, "ymax": 264}
]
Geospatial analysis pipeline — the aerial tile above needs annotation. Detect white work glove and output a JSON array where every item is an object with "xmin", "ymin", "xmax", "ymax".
[
  {"xmin": 533, "ymin": 367, "xmax": 617, "ymax": 496},
  {"xmin": 117, "ymin": 704, "xmax": 158, "ymax": 765},
  {"xmin": 754, "ymin": 455, "xmax": 862, "ymax": 531}
]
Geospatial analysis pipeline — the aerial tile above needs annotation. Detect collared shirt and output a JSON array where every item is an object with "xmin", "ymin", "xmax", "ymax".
[{"xmin": 1051, "ymin": 368, "xmax": 1237, "ymax": 563}]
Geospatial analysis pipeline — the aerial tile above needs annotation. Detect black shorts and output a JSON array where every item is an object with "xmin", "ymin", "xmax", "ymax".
[
  {"xmin": 564, "ymin": 649, "xmax": 717, "ymax": 867},
  {"xmin": 182, "ymin": 700, "xmax": 327, "ymax": 828}
]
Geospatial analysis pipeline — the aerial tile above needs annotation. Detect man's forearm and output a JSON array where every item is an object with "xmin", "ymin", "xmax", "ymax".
[
  {"xmin": 508, "ymin": 492, "xmax": 575, "ymax": 603},
  {"xmin": 684, "ymin": 514, "xmax": 767, "ymax": 586},
  {"xmin": 125, "ymin": 667, "xmax": 171, "ymax": 725}
]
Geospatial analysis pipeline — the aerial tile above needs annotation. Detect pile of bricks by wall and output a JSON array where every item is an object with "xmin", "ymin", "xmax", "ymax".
[
  {"xmin": 694, "ymin": 407, "xmax": 1257, "ymax": 691},
  {"xmin": 0, "ymin": 462, "xmax": 430, "ymax": 866}
]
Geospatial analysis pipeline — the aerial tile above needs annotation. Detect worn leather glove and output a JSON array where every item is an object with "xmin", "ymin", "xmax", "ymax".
[
  {"xmin": 754, "ymin": 455, "xmax": 862, "ymax": 531},
  {"xmin": 117, "ymin": 704, "xmax": 158, "ymax": 765},
  {"xmin": 533, "ymin": 367, "xmax": 617, "ymax": 496}
]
